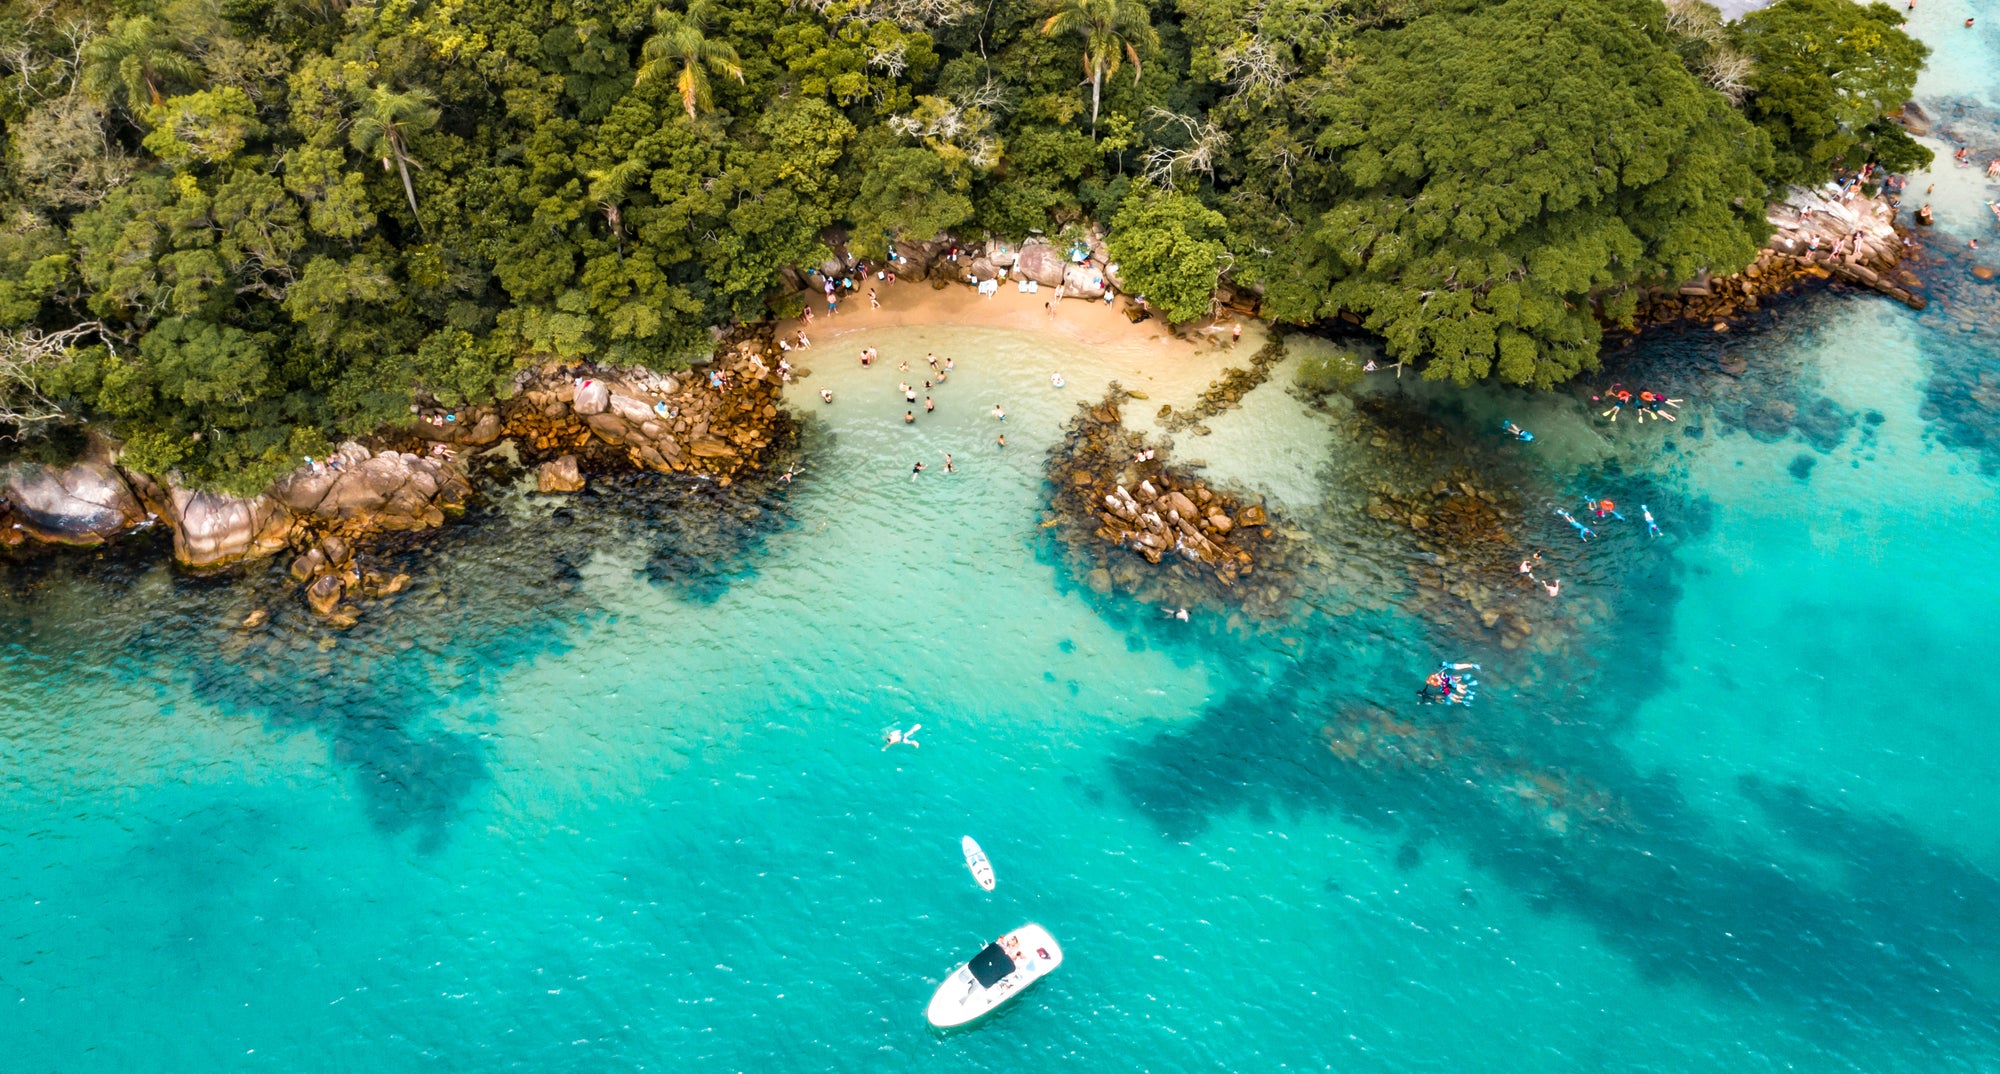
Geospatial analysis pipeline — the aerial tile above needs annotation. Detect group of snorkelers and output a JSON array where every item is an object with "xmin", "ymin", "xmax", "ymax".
[
  {"xmin": 1594, "ymin": 385, "xmax": 1681, "ymax": 423},
  {"xmin": 1553, "ymin": 496, "xmax": 1664, "ymax": 543}
]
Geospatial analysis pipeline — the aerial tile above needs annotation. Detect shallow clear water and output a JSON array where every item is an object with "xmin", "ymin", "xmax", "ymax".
[{"xmin": 7, "ymin": 21, "xmax": 2000, "ymax": 1072}]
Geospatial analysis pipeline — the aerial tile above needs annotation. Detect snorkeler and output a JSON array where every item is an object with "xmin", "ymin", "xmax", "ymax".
[
  {"xmin": 882, "ymin": 723, "xmax": 922, "ymax": 749},
  {"xmin": 1555, "ymin": 507, "xmax": 1596, "ymax": 542},
  {"xmin": 1642, "ymin": 504, "xmax": 1663, "ymax": 539},
  {"xmin": 1420, "ymin": 661, "xmax": 1481, "ymax": 704},
  {"xmin": 1587, "ymin": 498, "xmax": 1625, "ymax": 521},
  {"xmin": 1501, "ymin": 420, "xmax": 1534, "ymax": 442}
]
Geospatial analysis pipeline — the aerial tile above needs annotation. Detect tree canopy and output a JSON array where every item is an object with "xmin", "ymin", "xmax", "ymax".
[{"xmin": 0, "ymin": 0, "xmax": 1929, "ymax": 486}]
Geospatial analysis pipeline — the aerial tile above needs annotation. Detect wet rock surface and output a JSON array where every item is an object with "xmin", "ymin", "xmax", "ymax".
[
  {"xmin": 1630, "ymin": 189, "xmax": 1921, "ymax": 332},
  {"xmin": 1044, "ymin": 388, "xmax": 1303, "ymax": 623},
  {"xmin": 1158, "ymin": 334, "xmax": 1289, "ymax": 434}
]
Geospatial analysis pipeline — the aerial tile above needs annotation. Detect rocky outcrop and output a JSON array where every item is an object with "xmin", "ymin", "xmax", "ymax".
[
  {"xmin": 491, "ymin": 347, "xmax": 789, "ymax": 485},
  {"xmin": 1632, "ymin": 187, "xmax": 1921, "ymax": 331},
  {"xmin": 1, "ymin": 442, "xmax": 147, "ymax": 546},
  {"xmin": 1044, "ymin": 389, "xmax": 1303, "ymax": 621},
  {"xmin": 1015, "ymin": 242, "xmax": 1065, "ymax": 287},
  {"xmin": 158, "ymin": 485, "xmax": 291, "ymax": 568}
]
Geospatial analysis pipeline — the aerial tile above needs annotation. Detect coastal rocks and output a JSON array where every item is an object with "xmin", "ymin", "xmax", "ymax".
[
  {"xmin": 159, "ymin": 485, "xmax": 291, "ymax": 568},
  {"xmin": 1061, "ymin": 262, "xmax": 1108, "ymax": 299},
  {"xmin": 537, "ymin": 455, "xmax": 585, "ymax": 493},
  {"xmin": 1160, "ymin": 334, "xmax": 1289, "ymax": 432},
  {"xmin": 1015, "ymin": 243, "xmax": 1065, "ymax": 287},
  {"xmin": 573, "ymin": 379, "xmax": 610, "ymax": 416},
  {"xmin": 496, "ymin": 347, "xmax": 790, "ymax": 485},
  {"xmin": 268, "ymin": 445, "xmax": 470, "ymax": 535},
  {"xmin": 1630, "ymin": 187, "xmax": 1923, "ymax": 332},
  {"xmin": 1, "ymin": 447, "xmax": 146, "ymax": 545},
  {"xmin": 1045, "ymin": 388, "xmax": 1300, "ymax": 621}
]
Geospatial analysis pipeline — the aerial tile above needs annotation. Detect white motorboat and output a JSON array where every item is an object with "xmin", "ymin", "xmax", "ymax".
[
  {"xmin": 925, "ymin": 923, "xmax": 1063, "ymax": 1028},
  {"xmin": 961, "ymin": 836, "xmax": 996, "ymax": 891}
]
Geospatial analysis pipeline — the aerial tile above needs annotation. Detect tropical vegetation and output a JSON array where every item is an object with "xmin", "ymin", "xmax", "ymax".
[{"xmin": 0, "ymin": 0, "xmax": 1927, "ymax": 489}]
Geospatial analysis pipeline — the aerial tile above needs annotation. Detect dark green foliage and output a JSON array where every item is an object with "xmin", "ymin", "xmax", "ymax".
[
  {"xmin": 0, "ymin": 0, "xmax": 1930, "ymax": 483},
  {"xmin": 1734, "ymin": 0, "xmax": 1930, "ymax": 185}
]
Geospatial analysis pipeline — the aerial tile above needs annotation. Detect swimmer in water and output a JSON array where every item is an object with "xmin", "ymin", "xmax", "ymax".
[
  {"xmin": 992, "ymin": 405, "xmax": 1005, "ymax": 421},
  {"xmin": 899, "ymin": 359, "xmax": 909, "ymax": 372},
  {"xmin": 1501, "ymin": 419, "xmax": 1533, "ymax": 441},
  {"xmin": 820, "ymin": 387, "xmax": 834, "ymax": 403},
  {"xmin": 882, "ymin": 723, "xmax": 922, "ymax": 749},
  {"xmin": 905, "ymin": 410, "xmax": 916, "ymax": 424},
  {"xmin": 996, "ymin": 433, "xmax": 1006, "ymax": 448},
  {"xmin": 1642, "ymin": 504, "xmax": 1663, "ymax": 539},
  {"xmin": 1555, "ymin": 507, "xmax": 1596, "ymax": 541},
  {"xmin": 1542, "ymin": 578, "xmax": 1561, "ymax": 597},
  {"xmin": 942, "ymin": 451, "xmax": 955, "ymax": 474},
  {"xmin": 911, "ymin": 460, "xmax": 925, "ymax": 478},
  {"xmin": 1587, "ymin": 498, "xmax": 1624, "ymax": 521}
]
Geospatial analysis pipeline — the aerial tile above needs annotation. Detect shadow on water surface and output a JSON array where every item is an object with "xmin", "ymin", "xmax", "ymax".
[{"xmin": 0, "ymin": 462, "xmax": 797, "ymax": 848}]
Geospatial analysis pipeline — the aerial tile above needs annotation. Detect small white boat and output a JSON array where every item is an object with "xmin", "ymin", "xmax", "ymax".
[
  {"xmin": 961, "ymin": 836, "xmax": 996, "ymax": 891},
  {"xmin": 925, "ymin": 923, "xmax": 1063, "ymax": 1028}
]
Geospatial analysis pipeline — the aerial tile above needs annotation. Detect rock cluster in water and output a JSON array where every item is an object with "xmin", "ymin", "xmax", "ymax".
[
  {"xmin": 1632, "ymin": 188, "xmax": 1922, "ymax": 331},
  {"xmin": 3, "ymin": 345, "xmax": 795, "ymax": 625},
  {"xmin": 1045, "ymin": 389, "xmax": 1310, "ymax": 622},
  {"xmin": 1157, "ymin": 334, "xmax": 1288, "ymax": 434}
]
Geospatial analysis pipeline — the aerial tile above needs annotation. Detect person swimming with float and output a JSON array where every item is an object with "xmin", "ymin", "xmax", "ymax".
[
  {"xmin": 1555, "ymin": 507, "xmax": 1596, "ymax": 541},
  {"xmin": 1051, "ymin": 372, "xmax": 1065, "ymax": 388},
  {"xmin": 1642, "ymin": 504, "xmax": 1663, "ymax": 539},
  {"xmin": 1586, "ymin": 497, "xmax": 1624, "ymax": 521},
  {"xmin": 1501, "ymin": 420, "xmax": 1534, "ymax": 441}
]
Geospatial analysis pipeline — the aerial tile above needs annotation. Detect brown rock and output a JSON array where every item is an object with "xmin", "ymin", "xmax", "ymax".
[
  {"xmin": 538, "ymin": 456, "xmax": 585, "ymax": 494},
  {"xmin": 289, "ymin": 548, "xmax": 327, "ymax": 581},
  {"xmin": 1239, "ymin": 504, "xmax": 1267, "ymax": 527},
  {"xmin": 690, "ymin": 437, "xmax": 738, "ymax": 459},
  {"xmin": 306, "ymin": 574, "xmax": 344, "ymax": 616}
]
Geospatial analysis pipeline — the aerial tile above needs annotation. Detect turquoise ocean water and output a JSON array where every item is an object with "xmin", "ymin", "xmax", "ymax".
[{"xmin": 7, "ymin": 14, "xmax": 2000, "ymax": 1073}]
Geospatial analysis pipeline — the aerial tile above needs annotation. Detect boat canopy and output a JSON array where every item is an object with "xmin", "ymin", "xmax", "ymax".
[{"xmin": 968, "ymin": 943, "xmax": 1015, "ymax": 988}]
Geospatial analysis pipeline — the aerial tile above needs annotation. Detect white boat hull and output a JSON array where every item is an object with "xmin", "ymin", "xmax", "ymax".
[
  {"xmin": 962, "ymin": 836, "xmax": 996, "ymax": 891},
  {"xmin": 926, "ymin": 923, "xmax": 1062, "ymax": 1028}
]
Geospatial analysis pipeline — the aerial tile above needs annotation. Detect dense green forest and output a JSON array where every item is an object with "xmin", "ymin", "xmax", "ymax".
[{"xmin": 0, "ymin": 0, "xmax": 1925, "ymax": 490}]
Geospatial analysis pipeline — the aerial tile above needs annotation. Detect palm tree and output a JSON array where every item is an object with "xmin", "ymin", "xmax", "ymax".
[
  {"xmin": 80, "ymin": 15, "xmax": 201, "ymax": 111},
  {"xmin": 586, "ymin": 158, "xmax": 648, "ymax": 245},
  {"xmin": 635, "ymin": 0, "xmax": 744, "ymax": 119},
  {"xmin": 1040, "ymin": 0, "xmax": 1158, "ymax": 138},
  {"xmin": 348, "ymin": 84, "xmax": 441, "ymax": 226}
]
